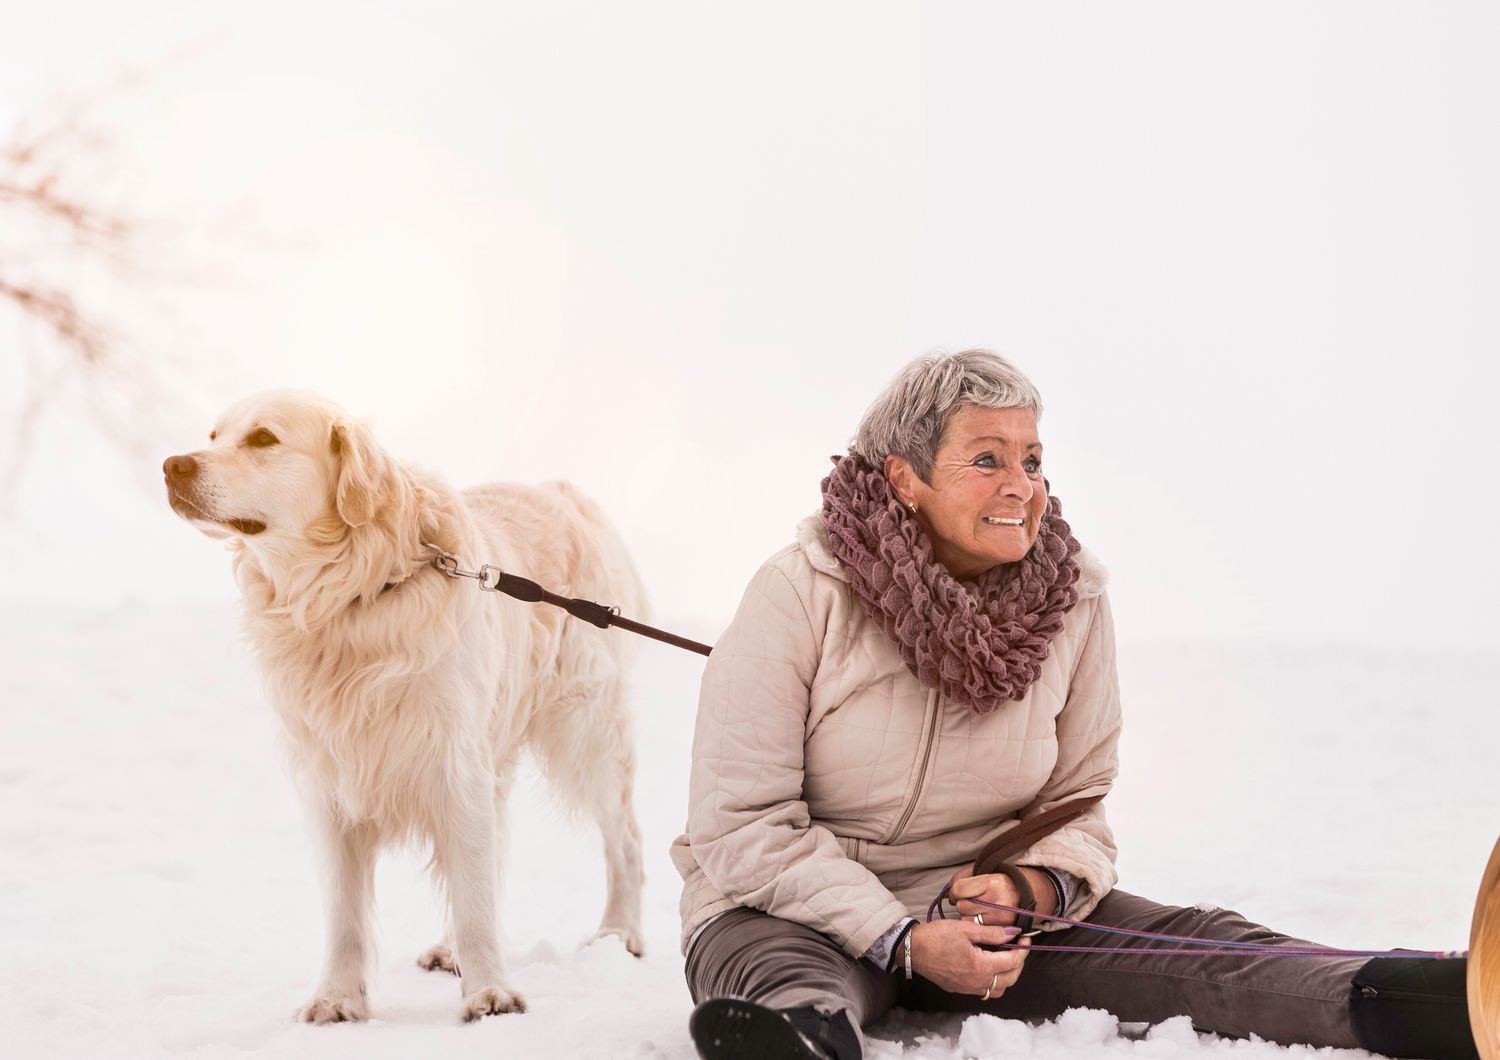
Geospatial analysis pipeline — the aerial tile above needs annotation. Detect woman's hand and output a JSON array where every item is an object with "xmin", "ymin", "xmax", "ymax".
[
  {"xmin": 946, "ymin": 863, "xmax": 1057, "ymax": 924},
  {"xmin": 908, "ymin": 920, "xmax": 1031, "ymax": 997}
]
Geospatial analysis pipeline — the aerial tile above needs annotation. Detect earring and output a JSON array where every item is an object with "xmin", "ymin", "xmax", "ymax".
[{"xmin": 907, "ymin": 501, "xmax": 917, "ymax": 514}]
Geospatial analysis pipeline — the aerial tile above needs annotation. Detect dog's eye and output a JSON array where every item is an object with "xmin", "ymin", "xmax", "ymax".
[
  {"xmin": 245, "ymin": 428, "xmax": 279, "ymax": 448},
  {"xmin": 209, "ymin": 431, "xmax": 217, "ymax": 441}
]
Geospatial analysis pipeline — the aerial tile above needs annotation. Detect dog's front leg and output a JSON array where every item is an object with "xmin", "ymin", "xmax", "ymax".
[
  {"xmin": 438, "ymin": 782, "xmax": 526, "ymax": 1021},
  {"xmin": 295, "ymin": 811, "xmax": 377, "ymax": 1024}
]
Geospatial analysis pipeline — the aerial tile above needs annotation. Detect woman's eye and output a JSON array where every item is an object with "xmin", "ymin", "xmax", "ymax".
[
  {"xmin": 973, "ymin": 452, "xmax": 1041, "ymax": 474},
  {"xmin": 245, "ymin": 428, "xmax": 279, "ymax": 448}
]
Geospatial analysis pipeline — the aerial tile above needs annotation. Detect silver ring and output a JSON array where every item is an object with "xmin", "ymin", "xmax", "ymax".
[
  {"xmin": 981, "ymin": 972, "xmax": 1000, "ymax": 1000},
  {"xmin": 973, "ymin": 913, "xmax": 984, "ymax": 925}
]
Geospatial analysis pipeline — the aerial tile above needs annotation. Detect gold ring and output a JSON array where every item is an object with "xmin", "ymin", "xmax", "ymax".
[
  {"xmin": 973, "ymin": 913, "xmax": 984, "ymax": 925},
  {"xmin": 982, "ymin": 972, "xmax": 1000, "ymax": 1000}
]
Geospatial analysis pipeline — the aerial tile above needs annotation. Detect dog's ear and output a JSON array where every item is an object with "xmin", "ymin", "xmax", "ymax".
[{"xmin": 330, "ymin": 420, "xmax": 390, "ymax": 528}]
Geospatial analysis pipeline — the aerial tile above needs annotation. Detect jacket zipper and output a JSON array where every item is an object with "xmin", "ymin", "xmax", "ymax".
[{"xmin": 885, "ymin": 689, "xmax": 941, "ymax": 845}]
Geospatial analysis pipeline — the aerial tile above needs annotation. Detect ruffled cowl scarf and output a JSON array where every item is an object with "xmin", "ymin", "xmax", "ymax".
[{"xmin": 819, "ymin": 453, "xmax": 1084, "ymax": 714}]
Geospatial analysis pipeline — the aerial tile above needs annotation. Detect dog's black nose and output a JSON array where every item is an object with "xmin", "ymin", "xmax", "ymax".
[{"xmin": 163, "ymin": 454, "xmax": 198, "ymax": 480}]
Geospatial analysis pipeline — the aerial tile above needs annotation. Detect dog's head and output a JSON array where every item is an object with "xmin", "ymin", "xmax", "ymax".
[{"xmin": 163, "ymin": 389, "xmax": 397, "ymax": 549}]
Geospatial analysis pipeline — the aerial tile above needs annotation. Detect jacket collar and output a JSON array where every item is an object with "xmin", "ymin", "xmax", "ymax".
[{"xmin": 795, "ymin": 512, "xmax": 1109, "ymax": 601}]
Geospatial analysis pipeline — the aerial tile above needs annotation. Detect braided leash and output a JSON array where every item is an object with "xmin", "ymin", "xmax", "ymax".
[{"xmin": 928, "ymin": 882, "xmax": 1466, "ymax": 959}]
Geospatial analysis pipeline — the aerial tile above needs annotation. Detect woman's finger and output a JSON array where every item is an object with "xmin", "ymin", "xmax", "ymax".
[
  {"xmin": 954, "ymin": 886, "xmax": 1017, "ymax": 911},
  {"xmin": 953, "ymin": 899, "xmax": 1018, "ymax": 924},
  {"xmin": 975, "ymin": 939, "xmax": 1031, "ymax": 977},
  {"xmin": 971, "ymin": 952, "xmax": 1029, "ymax": 996},
  {"xmin": 950, "ymin": 873, "xmax": 1015, "ymax": 902},
  {"xmin": 958, "ymin": 921, "xmax": 1024, "ymax": 947},
  {"xmin": 946, "ymin": 863, "xmax": 975, "ymax": 895},
  {"xmin": 953, "ymin": 877, "xmax": 1019, "ymax": 916},
  {"xmin": 948, "ymin": 876, "xmax": 989, "ymax": 902}
]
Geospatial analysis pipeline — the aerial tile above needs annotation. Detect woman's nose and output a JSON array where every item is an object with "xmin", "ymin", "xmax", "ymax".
[{"xmin": 994, "ymin": 463, "xmax": 1033, "ymax": 499}]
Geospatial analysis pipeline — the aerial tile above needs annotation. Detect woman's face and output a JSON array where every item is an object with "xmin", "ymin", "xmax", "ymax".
[{"xmin": 885, "ymin": 405, "xmax": 1048, "ymax": 580}]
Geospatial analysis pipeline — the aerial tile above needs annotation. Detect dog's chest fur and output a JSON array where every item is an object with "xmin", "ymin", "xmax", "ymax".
[{"xmin": 245, "ymin": 580, "xmax": 532, "ymax": 831}]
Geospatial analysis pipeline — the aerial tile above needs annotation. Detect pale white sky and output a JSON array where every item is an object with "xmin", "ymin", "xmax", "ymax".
[{"xmin": 2, "ymin": 1, "xmax": 1496, "ymax": 646}]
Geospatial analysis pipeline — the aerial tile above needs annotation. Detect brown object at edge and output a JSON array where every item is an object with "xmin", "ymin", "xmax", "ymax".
[{"xmin": 1472, "ymin": 833, "xmax": 1500, "ymax": 1060}]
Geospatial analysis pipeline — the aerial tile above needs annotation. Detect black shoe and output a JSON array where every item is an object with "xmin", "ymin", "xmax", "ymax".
[
  {"xmin": 689, "ymin": 998, "xmax": 860, "ymax": 1060},
  {"xmin": 1349, "ymin": 954, "xmax": 1478, "ymax": 1059}
]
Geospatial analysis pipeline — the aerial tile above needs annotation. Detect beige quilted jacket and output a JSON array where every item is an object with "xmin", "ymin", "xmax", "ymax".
[{"xmin": 670, "ymin": 514, "xmax": 1122, "ymax": 958}]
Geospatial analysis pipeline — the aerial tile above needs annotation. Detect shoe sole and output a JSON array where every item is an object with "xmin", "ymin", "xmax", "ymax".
[{"xmin": 689, "ymin": 998, "xmax": 822, "ymax": 1059}]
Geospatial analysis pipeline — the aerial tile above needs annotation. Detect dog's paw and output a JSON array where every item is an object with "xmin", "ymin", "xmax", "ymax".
[
  {"xmin": 591, "ymin": 926, "xmax": 645, "ymax": 958},
  {"xmin": 417, "ymin": 943, "xmax": 460, "ymax": 976},
  {"xmin": 460, "ymin": 984, "xmax": 526, "ymax": 1022},
  {"xmin": 295, "ymin": 993, "xmax": 369, "ymax": 1024}
]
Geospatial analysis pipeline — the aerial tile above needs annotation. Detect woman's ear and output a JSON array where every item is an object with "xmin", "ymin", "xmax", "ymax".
[
  {"xmin": 884, "ymin": 454, "xmax": 918, "ymax": 510},
  {"xmin": 330, "ymin": 420, "xmax": 390, "ymax": 527}
]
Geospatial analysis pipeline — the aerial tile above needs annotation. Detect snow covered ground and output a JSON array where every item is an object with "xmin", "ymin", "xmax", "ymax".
[{"xmin": 1, "ymin": 599, "xmax": 1493, "ymax": 1058}]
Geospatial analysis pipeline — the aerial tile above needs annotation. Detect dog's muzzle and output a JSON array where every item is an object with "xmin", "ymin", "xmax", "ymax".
[{"xmin": 162, "ymin": 454, "xmax": 267, "ymax": 535}]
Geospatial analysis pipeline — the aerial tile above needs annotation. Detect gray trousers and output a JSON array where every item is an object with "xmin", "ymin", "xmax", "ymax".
[{"xmin": 684, "ymin": 889, "xmax": 1369, "ymax": 1050}]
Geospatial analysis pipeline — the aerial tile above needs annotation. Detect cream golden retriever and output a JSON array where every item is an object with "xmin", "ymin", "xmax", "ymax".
[{"xmin": 163, "ymin": 389, "xmax": 646, "ymax": 1023}]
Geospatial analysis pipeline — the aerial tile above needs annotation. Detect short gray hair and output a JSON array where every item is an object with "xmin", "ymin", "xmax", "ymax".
[{"xmin": 852, "ymin": 349, "xmax": 1044, "ymax": 482}]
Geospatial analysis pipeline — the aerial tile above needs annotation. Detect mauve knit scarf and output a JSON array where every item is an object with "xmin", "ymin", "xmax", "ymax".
[{"xmin": 820, "ymin": 453, "xmax": 1083, "ymax": 714}]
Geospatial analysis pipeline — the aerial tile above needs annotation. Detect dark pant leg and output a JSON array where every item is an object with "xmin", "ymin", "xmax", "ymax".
[
  {"xmin": 904, "ymin": 888, "xmax": 1368, "ymax": 1049},
  {"xmin": 685, "ymin": 908, "xmax": 899, "ymax": 1049}
]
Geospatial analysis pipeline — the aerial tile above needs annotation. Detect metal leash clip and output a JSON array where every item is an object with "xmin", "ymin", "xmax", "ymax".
[{"xmin": 425, "ymin": 542, "xmax": 505, "ymax": 591}]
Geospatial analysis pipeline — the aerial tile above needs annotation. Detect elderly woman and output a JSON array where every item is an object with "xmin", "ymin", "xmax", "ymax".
[{"xmin": 670, "ymin": 351, "xmax": 1475, "ymax": 1060}]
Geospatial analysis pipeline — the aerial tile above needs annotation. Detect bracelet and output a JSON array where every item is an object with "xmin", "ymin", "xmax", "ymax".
[
  {"xmin": 885, "ymin": 919, "xmax": 918, "ymax": 976},
  {"xmin": 904, "ymin": 928, "xmax": 913, "ymax": 981}
]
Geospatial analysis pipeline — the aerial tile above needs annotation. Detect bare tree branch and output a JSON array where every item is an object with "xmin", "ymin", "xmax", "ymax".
[
  {"xmin": 0, "ymin": 278, "xmax": 112, "ymax": 365},
  {"xmin": 0, "ymin": 89, "xmax": 136, "ymax": 355},
  {"xmin": 0, "ymin": 42, "xmax": 271, "ymax": 519},
  {"xmin": 0, "ymin": 77, "xmax": 157, "ymax": 512}
]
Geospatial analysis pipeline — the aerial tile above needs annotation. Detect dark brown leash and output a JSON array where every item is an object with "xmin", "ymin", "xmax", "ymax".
[
  {"xmin": 930, "ymin": 793, "xmax": 1108, "ymax": 933},
  {"xmin": 426, "ymin": 543, "xmax": 713, "ymax": 657},
  {"xmin": 972, "ymin": 793, "xmax": 1108, "ymax": 877}
]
